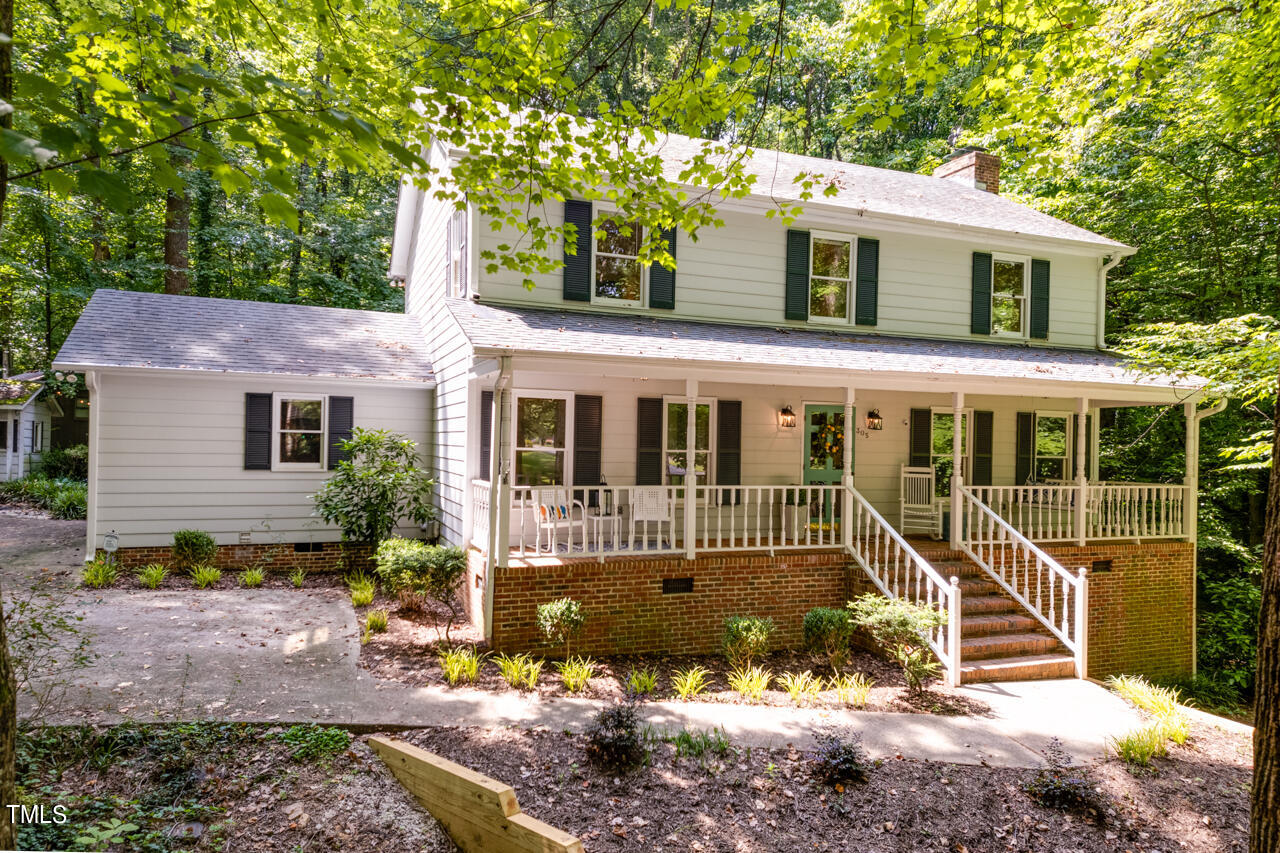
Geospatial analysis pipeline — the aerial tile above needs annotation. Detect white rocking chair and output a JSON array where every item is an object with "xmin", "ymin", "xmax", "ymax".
[
  {"xmin": 900, "ymin": 465, "xmax": 942, "ymax": 539},
  {"xmin": 534, "ymin": 488, "xmax": 584, "ymax": 553},
  {"xmin": 630, "ymin": 486, "xmax": 672, "ymax": 550}
]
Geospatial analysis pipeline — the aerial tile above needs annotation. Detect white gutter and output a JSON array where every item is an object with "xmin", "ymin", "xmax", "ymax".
[
  {"xmin": 84, "ymin": 370, "xmax": 100, "ymax": 562},
  {"xmin": 1195, "ymin": 399, "xmax": 1227, "ymax": 423},
  {"xmin": 483, "ymin": 356, "xmax": 512, "ymax": 641},
  {"xmin": 1097, "ymin": 254, "xmax": 1124, "ymax": 349}
]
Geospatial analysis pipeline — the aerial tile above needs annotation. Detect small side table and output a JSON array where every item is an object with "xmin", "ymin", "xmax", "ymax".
[{"xmin": 585, "ymin": 508, "xmax": 624, "ymax": 553}]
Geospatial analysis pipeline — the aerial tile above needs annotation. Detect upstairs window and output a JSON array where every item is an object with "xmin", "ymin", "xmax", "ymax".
[
  {"xmin": 514, "ymin": 394, "xmax": 569, "ymax": 486},
  {"xmin": 447, "ymin": 207, "xmax": 469, "ymax": 298},
  {"xmin": 992, "ymin": 255, "xmax": 1029, "ymax": 336},
  {"xmin": 1034, "ymin": 412, "xmax": 1071, "ymax": 481},
  {"xmin": 594, "ymin": 216, "xmax": 644, "ymax": 305},
  {"xmin": 275, "ymin": 396, "xmax": 325, "ymax": 469},
  {"xmin": 663, "ymin": 399, "xmax": 713, "ymax": 487},
  {"xmin": 809, "ymin": 233, "xmax": 853, "ymax": 322}
]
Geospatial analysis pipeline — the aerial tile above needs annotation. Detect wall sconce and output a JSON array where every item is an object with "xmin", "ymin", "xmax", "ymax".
[
  {"xmin": 865, "ymin": 409, "xmax": 884, "ymax": 431},
  {"xmin": 779, "ymin": 405, "xmax": 797, "ymax": 429}
]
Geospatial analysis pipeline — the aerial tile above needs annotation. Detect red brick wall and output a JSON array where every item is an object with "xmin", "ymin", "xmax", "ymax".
[
  {"xmin": 488, "ymin": 550, "xmax": 852, "ymax": 656},
  {"xmin": 105, "ymin": 542, "xmax": 373, "ymax": 573}
]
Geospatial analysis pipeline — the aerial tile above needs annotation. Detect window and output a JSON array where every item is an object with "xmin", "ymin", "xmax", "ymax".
[
  {"xmin": 593, "ymin": 215, "xmax": 644, "ymax": 305},
  {"xmin": 446, "ymin": 207, "xmax": 469, "ymax": 298},
  {"xmin": 930, "ymin": 409, "xmax": 971, "ymax": 497},
  {"xmin": 992, "ymin": 255, "xmax": 1029, "ymax": 336},
  {"xmin": 31, "ymin": 421, "xmax": 43, "ymax": 453},
  {"xmin": 809, "ymin": 233, "xmax": 854, "ymax": 322},
  {"xmin": 0, "ymin": 418, "xmax": 7, "ymax": 450},
  {"xmin": 513, "ymin": 394, "xmax": 569, "ymax": 486},
  {"xmin": 1034, "ymin": 412, "xmax": 1071, "ymax": 481},
  {"xmin": 663, "ymin": 399, "xmax": 713, "ymax": 487},
  {"xmin": 274, "ymin": 396, "xmax": 326, "ymax": 468}
]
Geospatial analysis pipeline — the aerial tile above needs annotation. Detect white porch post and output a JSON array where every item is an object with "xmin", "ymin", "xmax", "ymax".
[
  {"xmin": 949, "ymin": 391, "xmax": 964, "ymax": 549},
  {"xmin": 1183, "ymin": 400, "xmax": 1198, "ymax": 543},
  {"xmin": 684, "ymin": 378, "xmax": 698, "ymax": 560},
  {"xmin": 1075, "ymin": 397, "xmax": 1089, "ymax": 546},
  {"xmin": 842, "ymin": 386, "xmax": 855, "ymax": 553}
]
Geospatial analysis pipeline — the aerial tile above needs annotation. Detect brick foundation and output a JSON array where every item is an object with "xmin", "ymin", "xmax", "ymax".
[{"xmin": 104, "ymin": 542, "xmax": 373, "ymax": 574}]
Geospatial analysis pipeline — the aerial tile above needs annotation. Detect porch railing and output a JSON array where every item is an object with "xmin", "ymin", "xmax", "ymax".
[
  {"xmin": 958, "ymin": 485, "xmax": 1088, "ymax": 677},
  {"xmin": 847, "ymin": 485, "xmax": 962, "ymax": 686},
  {"xmin": 692, "ymin": 484, "xmax": 844, "ymax": 551},
  {"xmin": 470, "ymin": 479, "xmax": 491, "ymax": 549},
  {"xmin": 509, "ymin": 485, "xmax": 683, "ymax": 557},
  {"xmin": 969, "ymin": 482, "xmax": 1189, "ymax": 543}
]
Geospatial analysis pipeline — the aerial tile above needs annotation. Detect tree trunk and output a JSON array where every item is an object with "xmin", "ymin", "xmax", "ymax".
[
  {"xmin": 164, "ymin": 185, "xmax": 191, "ymax": 294},
  {"xmin": 1252, "ymin": 378, "xmax": 1280, "ymax": 852},
  {"xmin": 0, "ymin": 581, "xmax": 17, "ymax": 850},
  {"xmin": 0, "ymin": 0, "xmax": 13, "ymax": 233}
]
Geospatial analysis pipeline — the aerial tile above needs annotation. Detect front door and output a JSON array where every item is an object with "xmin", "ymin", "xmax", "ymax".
[{"xmin": 802, "ymin": 405, "xmax": 846, "ymax": 526}]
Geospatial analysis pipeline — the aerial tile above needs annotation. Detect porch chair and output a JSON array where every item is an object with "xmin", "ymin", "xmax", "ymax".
[
  {"xmin": 533, "ymin": 488, "xmax": 584, "ymax": 554},
  {"xmin": 630, "ymin": 486, "xmax": 672, "ymax": 550},
  {"xmin": 899, "ymin": 465, "xmax": 942, "ymax": 539}
]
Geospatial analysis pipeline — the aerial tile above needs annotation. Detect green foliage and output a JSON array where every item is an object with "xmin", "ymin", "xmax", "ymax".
[
  {"xmin": 536, "ymin": 597, "xmax": 587, "ymax": 658},
  {"xmin": 803, "ymin": 607, "xmax": 853, "ymax": 670},
  {"xmin": 278, "ymin": 724, "xmax": 351, "ymax": 761},
  {"xmin": 238, "ymin": 567, "xmax": 265, "ymax": 588},
  {"xmin": 1022, "ymin": 738, "xmax": 1099, "ymax": 813},
  {"xmin": 74, "ymin": 818, "xmax": 140, "ymax": 851},
  {"xmin": 554, "ymin": 656, "xmax": 596, "ymax": 692},
  {"xmin": 188, "ymin": 565, "xmax": 222, "ymax": 589},
  {"xmin": 1154, "ymin": 674, "xmax": 1247, "ymax": 717},
  {"xmin": 439, "ymin": 646, "xmax": 485, "ymax": 685},
  {"xmin": 670, "ymin": 665, "xmax": 712, "ymax": 701},
  {"xmin": 348, "ymin": 575, "xmax": 376, "ymax": 608},
  {"xmin": 585, "ymin": 701, "xmax": 647, "ymax": 772},
  {"xmin": 289, "ymin": 567, "xmax": 307, "ymax": 588},
  {"xmin": 778, "ymin": 670, "xmax": 822, "ymax": 705},
  {"xmin": 311, "ymin": 429, "xmax": 434, "ymax": 543},
  {"xmin": 808, "ymin": 730, "xmax": 871, "ymax": 787},
  {"xmin": 366, "ymin": 609, "xmax": 389, "ymax": 633},
  {"xmin": 1107, "ymin": 675, "xmax": 1191, "ymax": 746},
  {"xmin": 172, "ymin": 530, "xmax": 217, "ymax": 569},
  {"xmin": 727, "ymin": 665, "xmax": 772, "ymax": 701},
  {"xmin": 374, "ymin": 538, "xmax": 466, "ymax": 640},
  {"xmin": 722, "ymin": 616, "xmax": 775, "ymax": 669},
  {"xmin": 0, "ymin": 475, "xmax": 86, "ymax": 519},
  {"xmin": 848, "ymin": 594, "xmax": 946, "ymax": 694},
  {"xmin": 670, "ymin": 727, "xmax": 731, "ymax": 761},
  {"xmin": 1110, "ymin": 726, "xmax": 1168, "ymax": 769},
  {"xmin": 827, "ymin": 672, "xmax": 874, "ymax": 708},
  {"xmin": 626, "ymin": 666, "xmax": 659, "ymax": 697},
  {"xmin": 136, "ymin": 564, "xmax": 167, "ymax": 589},
  {"xmin": 38, "ymin": 444, "xmax": 88, "ymax": 480},
  {"xmin": 81, "ymin": 557, "xmax": 118, "ymax": 589},
  {"xmin": 494, "ymin": 653, "xmax": 543, "ymax": 690}
]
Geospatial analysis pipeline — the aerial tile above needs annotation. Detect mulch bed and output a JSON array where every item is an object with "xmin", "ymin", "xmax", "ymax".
[{"xmin": 104, "ymin": 567, "xmax": 352, "ymax": 592}]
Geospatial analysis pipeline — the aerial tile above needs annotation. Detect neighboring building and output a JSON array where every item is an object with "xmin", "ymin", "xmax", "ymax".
[
  {"xmin": 56, "ymin": 135, "xmax": 1213, "ymax": 684},
  {"xmin": 0, "ymin": 372, "xmax": 60, "ymax": 480}
]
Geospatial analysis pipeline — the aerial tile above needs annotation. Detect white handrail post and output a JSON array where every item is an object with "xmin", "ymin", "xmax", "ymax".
[
  {"xmin": 1076, "ymin": 398, "xmax": 1089, "ymax": 546},
  {"xmin": 842, "ymin": 386, "xmax": 855, "ymax": 554},
  {"xmin": 684, "ymin": 380, "xmax": 698, "ymax": 560},
  {"xmin": 1074, "ymin": 566, "xmax": 1089, "ymax": 678},
  {"xmin": 495, "ymin": 478, "xmax": 511, "ymax": 568},
  {"xmin": 948, "ymin": 576, "xmax": 962, "ymax": 687},
  {"xmin": 950, "ymin": 392, "xmax": 964, "ymax": 549}
]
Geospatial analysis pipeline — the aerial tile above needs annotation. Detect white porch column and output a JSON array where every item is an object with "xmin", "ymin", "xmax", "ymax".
[
  {"xmin": 684, "ymin": 379, "xmax": 698, "ymax": 560},
  {"xmin": 949, "ymin": 391, "xmax": 964, "ymax": 549},
  {"xmin": 1075, "ymin": 397, "xmax": 1089, "ymax": 546},
  {"xmin": 842, "ymin": 386, "xmax": 855, "ymax": 553},
  {"xmin": 1184, "ymin": 400, "xmax": 1198, "ymax": 543}
]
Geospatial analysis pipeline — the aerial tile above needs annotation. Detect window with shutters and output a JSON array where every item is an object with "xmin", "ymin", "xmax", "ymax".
[
  {"xmin": 273, "ymin": 394, "xmax": 327, "ymax": 470},
  {"xmin": 808, "ymin": 232, "xmax": 855, "ymax": 323},
  {"xmin": 593, "ymin": 215, "xmax": 645, "ymax": 306},
  {"xmin": 446, "ymin": 207, "xmax": 469, "ymax": 298},
  {"xmin": 991, "ymin": 254, "xmax": 1029, "ymax": 337},
  {"xmin": 512, "ymin": 392, "xmax": 572, "ymax": 486},
  {"xmin": 1033, "ymin": 411, "xmax": 1072, "ymax": 481},
  {"xmin": 662, "ymin": 398, "xmax": 714, "ymax": 487},
  {"xmin": 0, "ymin": 417, "xmax": 7, "ymax": 450},
  {"xmin": 930, "ymin": 408, "xmax": 972, "ymax": 497}
]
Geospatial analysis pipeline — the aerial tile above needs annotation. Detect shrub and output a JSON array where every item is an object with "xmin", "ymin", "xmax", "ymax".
[
  {"xmin": 346, "ymin": 571, "xmax": 376, "ymax": 607},
  {"xmin": 809, "ymin": 730, "xmax": 871, "ymax": 786},
  {"xmin": 778, "ymin": 670, "xmax": 822, "ymax": 705},
  {"xmin": 722, "ymin": 616, "xmax": 774, "ymax": 668},
  {"xmin": 626, "ymin": 666, "xmax": 659, "ymax": 696},
  {"xmin": 81, "ymin": 558, "xmax": 118, "ymax": 589},
  {"xmin": 172, "ymin": 530, "xmax": 217, "ymax": 569},
  {"xmin": 804, "ymin": 607, "xmax": 853, "ymax": 670},
  {"xmin": 536, "ymin": 597, "xmax": 587, "ymax": 658},
  {"xmin": 1107, "ymin": 674, "xmax": 1191, "ymax": 745},
  {"xmin": 494, "ymin": 653, "xmax": 543, "ymax": 690},
  {"xmin": 585, "ymin": 701, "xmax": 647, "ymax": 772},
  {"xmin": 38, "ymin": 444, "xmax": 88, "ymax": 480},
  {"xmin": 311, "ymin": 428, "xmax": 435, "ymax": 543},
  {"xmin": 48, "ymin": 482, "xmax": 87, "ymax": 519},
  {"xmin": 728, "ymin": 665, "xmax": 772, "ymax": 701},
  {"xmin": 847, "ymin": 594, "xmax": 946, "ymax": 694},
  {"xmin": 555, "ymin": 656, "xmax": 596, "ymax": 692},
  {"xmin": 136, "ymin": 564, "xmax": 168, "ymax": 589},
  {"xmin": 289, "ymin": 567, "xmax": 307, "ymax": 588},
  {"xmin": 671, "ymin": 727, "xmax": 731, "ymax": 761},
  {"xmin": 366, "ymin": 609, "xmax": 389, "ymax": 633},
  {"xmin": 671, "ymin": 665, "xmax": 712, "ymax": 700},
  {"xmin": 189, "ymin": 565, "xmax": 222, "ymax": 589},
  {"xmin": 278, "ymin": 724, "xmax": 351, "ymax": 761},
  {"xmin": 238, "ymin": 568, "xmax": 265, "ymax": 588},
  {"xmin": 1154, "ymin": 674, "xmax": 1245, "ymax": 716},
  {"xmin": 0, "ymin": 475, "xmax": 87, "ymax": 519},
  {"xmin": 374, "ymin": 538, "xmax": 466, "ymax": 641},
  {"xmin": 1110, "ymin": 725, "xmax": 1167, "ymax": 768},
  {"xmin": 440, "ymin": 646, "xmax": 485, "ymax": 685},
  {"xmin": 1022, "ymin": 738, "xmax": 1099, "ymax": 812},
  {"xmin": 828, "ymin": 672, "xmax": 874, "ymax": 708}
]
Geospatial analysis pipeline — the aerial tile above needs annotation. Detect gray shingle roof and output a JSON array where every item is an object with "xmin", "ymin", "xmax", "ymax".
[
  {"xmin": 446, "ymin": 298, "xmax": 1196, "ymax": 392},
  {"xmin": 0, "ymin": 378, "xmax": 42, "ymax": 407},
  {"xmin": 55, "ymin": 289, "xmax": 434, "ymax": 384}
]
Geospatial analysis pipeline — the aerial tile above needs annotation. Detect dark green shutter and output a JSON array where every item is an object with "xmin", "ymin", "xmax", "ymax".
[
  {"xmin": 636, "ymin": 397, "xmax": 663, "ymax": 485},
  {"xmin": 479, "ymin": 389, "xmax": 493, "ymax": 477},
  {"xmin": 573, "ymin": 395, "xmax": 602, "ymax": 485},
  {"xmin": 1016, "ymin": 411, "xmax": 1034, "ymax": 485},
  {"xmin": 244, "ymin": 393, "xmax": 272, "ymax": 470},
  {"xmin": 972, "ymin": 410, "xmax": 993, "ymax": 486},
  {"xmin": 908, "ymin": 408, "xmax": 932, "ymax": 468},
  {"xmin": 563, "ymin": 200, "xmax": 593, "ymax": 302},
  {"xmin": 855, "ymin": 237, "xmax": 879, "ymax": 326},
  {"xmin": 649, "ymin": 228, "xmax": 677, "ymax": 309},
  {"xmin": 1029, "ymin": 258, "xmax": 1050, "ymax": 339},
  {"xmin": 785, "ymin": 229, "xmax": 810, "ymax": 321},
  {"xmin": 327, "ymin": 396, "xmax": 354, "ymax": 470},
  {"xmin": 717, "ymin": 400, "xmax": 742, "ymax": 503},
  {"xmin": 971, "ymin": 252, "xmax": 992, "ymax": 335}
]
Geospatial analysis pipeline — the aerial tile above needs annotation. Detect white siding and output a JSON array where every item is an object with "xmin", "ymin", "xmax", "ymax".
[
  {"xmin": 93, "ymin": 372, "xmax": 432, "ymax": 548},
  {"xmin": 474, "ymin": 204, "xmax": 1103, "ymax": 349},
  {"xmin": 422, "ymin": 303, "xmax": 475, "ymax": 547}
]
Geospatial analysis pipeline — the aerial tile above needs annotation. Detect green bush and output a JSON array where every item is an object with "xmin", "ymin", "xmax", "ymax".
[
  {"xmin": 809, "ymin": 730, "xmax": 871, "ymax": 786},
  {"xmin": 585, "ymin": 700, "xmax": 647, "ymax": 772},
  {"xmin": 172, "ymin": 530, "xmax": 217, "ymax": 569},
  {"xmin": 347, "ymin": 572, "xmax": 376, "ymax": 607},
  {"xmin": 374, "ymin": 538, "xmax": 467, "ymax": 642},
  {"xmin": 136, "ymin": 564, "xmax": 168, "ymax": 589},
  {"xmin": 722, "ymin": 616, "xmax": 774, "ymax": 668},
  {"xmin": 778, "ymin": 670, "xmax": 822, "ymax": 705},
  {"xmin": 1110, "ymin": 725, "xmax": 1167, "ymax": 768},
  {"xmin": 366, "ymin": 609, "xmax": 389, "ymax": 633},
  {"xmin": 847, "ymin": 594, "xmax": 946, "ymax": 694},
  {"xmin": 311, "ymin": 428, "xmax": 435, "ymax": 543},
  {"xmin": 238, "ymin": 567, "xmax": 265, "ymax": 588},
  {"xmin": 536, "ymin": 597, "xmax": 587, "ymax": 658},
  {"xmin": 278, "ymin": 724, "xmax": 351, "ymax": 761},
  {"xmin": 555, "ymin": 656, "xmax": 596, "ymax": 692},
  {"xmin": 0, "ymin": 475, "xmax": 87, "ymax": 519},
  {"xmin": 626, "ymin": 666, "xmax": 659, "ymax": 696},
  {"xmin": 38, "ymin": 444, "xmax": 88, "ymax": 480},
  {"xmin": 828, "ymin": 672, "xmax": 874, "ymax": 708},
  {"xmin": 81, "ymin": 558, "xmax": 118, "ymax": 589},
  {"xmin": 189, "ymin": 565, "xmax": 222, "ymax": 589},
  {"xmin": 803, "ymin": 607, "xmax": 853, "ymax": 670},
  {"xmin": 671, "ymin": 665, "xmax": 712, "ymax": 700},
  {"xmin": 440, "ymin": 646, "xmax": 485, "ymax": 685},
  {"xmin": 289, "ymin": 567, "xmax": 307, "ymax": 588},
  {"xmin": 494, "ymin": 653, "xmax": 543, "ymax": 690},
  {"xmin": 728, "ymin": 665, "xmax": 772, "ymax": 701}
]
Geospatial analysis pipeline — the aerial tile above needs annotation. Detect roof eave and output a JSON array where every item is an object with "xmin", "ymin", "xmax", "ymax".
[{"xmin": 53, "ymin": 361, "xmax": 436, "ymax": 389}]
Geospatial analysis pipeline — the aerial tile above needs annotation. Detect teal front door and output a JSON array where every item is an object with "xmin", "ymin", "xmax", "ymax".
[{"xmin": 802, "ymin": 404, "xmax": 847, "ymax": 528}]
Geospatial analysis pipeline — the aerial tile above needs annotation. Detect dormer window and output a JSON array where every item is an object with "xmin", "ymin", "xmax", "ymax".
[
  {"xmin": 991, "ymin": 255, "xmax": 1029, "ymax": 336},
  {"xmin": 808, "ymin": 232, "xmax": 854, "ymax": 323},
  {"xmin": 593, "ymin": 216, "xmax": 644, "ymax": 306}
]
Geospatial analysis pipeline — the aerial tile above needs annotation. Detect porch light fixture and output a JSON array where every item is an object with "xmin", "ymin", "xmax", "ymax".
[
  {"xmin": 779, "ymin": 405, "xmax": 797, "ymax": 429},
  {"xmin": 865, "ymin": 409, "xmax": 884, "ymax": 431}
]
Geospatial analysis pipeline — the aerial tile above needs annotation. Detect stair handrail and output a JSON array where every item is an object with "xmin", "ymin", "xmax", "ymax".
[
  {"xmin": 845, "ymin": 485, "xmax": 962, "ymax": 686},
  {"xmin": 957, "ymin": 485, "xmax": 1088, "ymax": 676}
]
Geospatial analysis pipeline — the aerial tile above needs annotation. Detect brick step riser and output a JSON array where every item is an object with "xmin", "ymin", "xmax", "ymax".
[
  {"xmin": 959, "ymin": 616, "xmax": 1040, "ymax": 636},
  {"xmin": 961, "ymin": 639, "xmax": 1062, "ymax": 661},
  {"xmin": 960, "ymin": 658, "xmax": 1076, "ymax": 684}
]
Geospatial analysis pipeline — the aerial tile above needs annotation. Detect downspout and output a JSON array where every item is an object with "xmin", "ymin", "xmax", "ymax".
[
  {"xmin": 1096, "ymin": 254, "xmax": 1123, "ymax": 349},
  {"xmin": 84, "ymin": 370, "xmax": 100, "ymax": 562},
  {"xmin": 483, "ymin": 355, "xmax": 512, "ymax": 642}
]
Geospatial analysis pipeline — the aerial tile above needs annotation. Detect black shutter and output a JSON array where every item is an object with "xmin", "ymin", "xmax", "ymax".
[
  {"xmin": 327, "ymin": 396, "xmax": 354, "ymax": 470},
  {"xmin": 649, "ymin": 227, "xmax": 677, "ymax": 309},
  {"xmin": 573, "ymin": 395, "xmax": 602, "ymax": 485},
  {"xmin": 855, "ymin": 237, "xmax": 879, "ymax": 326},
  {"xmin": 1016, "ymin": 411, "xmax": 1035, "ymax": 485},
  {"xmin": 479, "ymin": 389, "xmax": 494, "ymax": 477},
  {"xmin": 908, "ymin": 408, "xmax": 932, "ymax": 468},
  {"xmin": 717, "ymin": 400, "xmax": 742, "ymax": 503},
  {"xmin": 972, "ymin": 410, "xmax": 994, "ymax": 486},
  {"xmin": 636, "ymin": 397, "xmax": 663, "ymax": 485},
  {"xmin": 1029, "ymin": 258, "xmax": 1050, "ymax": 339},
  {"xmin": 244, "ymin": 393, "xmax": 272, "ymax": 470},
  {"xmin": 971, "ymin": 252, "xmax": 992, "ymax": 335},
  {"xmin": 785, "ymin": 229, "xmax": 810, "ymax": 321},
  {"xmin": 563, "ymin": 200, "xmax": 593, "ymax": 302}
]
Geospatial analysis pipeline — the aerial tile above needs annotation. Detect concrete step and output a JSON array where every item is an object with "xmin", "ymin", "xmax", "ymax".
[
  {"xmin": 960, "ymin": 653, "xmax": 1077, "ymax": 684},
  {"xmin": 960, "ymin": 595, "xmax": 1020, "ymax": 615},
  {"xmin": 960, "ymin": 612, "xmax": 1040, "ymax": 636},
  {"xmin": 961, "ymin": 631, "xmax": 1061, "ymax": 661}
]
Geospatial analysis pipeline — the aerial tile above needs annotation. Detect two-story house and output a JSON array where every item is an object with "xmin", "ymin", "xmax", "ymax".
[{"xmin": 54, "ymin": 136, "xmax": 1212, "ymax": 686}]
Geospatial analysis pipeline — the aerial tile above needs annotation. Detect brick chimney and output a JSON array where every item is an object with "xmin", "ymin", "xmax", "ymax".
[{"xmin": 932, "ymin": 147, "xmax": 1001, "ymax": 194}]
